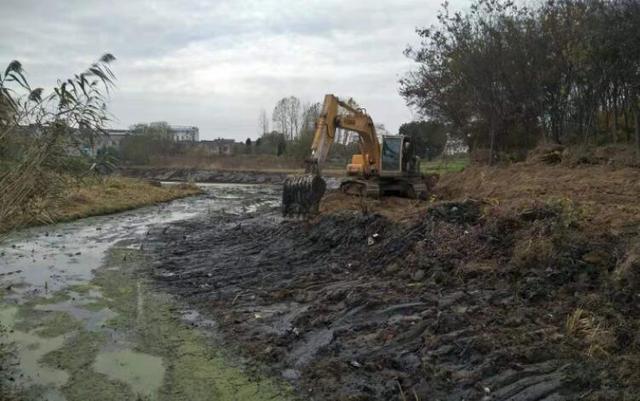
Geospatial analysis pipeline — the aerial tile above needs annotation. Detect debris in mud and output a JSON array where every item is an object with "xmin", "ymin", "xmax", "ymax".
[
  {"xmin": 427, "ymin": 198, "xmax": 483, "ymax": 224},
  {"xmin": 146, "ymin": 192, "xmax": 640, "ymax": 400}
]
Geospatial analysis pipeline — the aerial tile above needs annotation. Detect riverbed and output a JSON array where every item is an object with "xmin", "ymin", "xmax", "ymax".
[{"xmin": 0, "ymin": 183, "xmax": 291, "ymax": 401}]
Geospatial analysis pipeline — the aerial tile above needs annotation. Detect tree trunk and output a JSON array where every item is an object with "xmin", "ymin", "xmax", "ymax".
[
  {"xmin": 624, "ymin": 108, "xmax": 630, "ymax": 142},
  {"xmin": 635, "ymin": 103, "xmax": 640, "ymax": 161},
  {"xmin": 613, "ymin": 96, "xmax": 619, "ymax": 144},
  {"xmin": 489, "ymin": 115, "xmax": 496, "ymax": 166}
]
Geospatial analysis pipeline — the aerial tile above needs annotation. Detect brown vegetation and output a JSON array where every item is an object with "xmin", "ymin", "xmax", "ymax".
[
  {"xmin": 1, "ymin": 177, "xmax": 201, "ymax": 234},
  {"xmin": 147, "ymin": 153, "xmax": 305, "ymax": 172},
  {"xmin": 319, "ymin": 191, "xmax": 428, "ymax": 222},
  {"xmin": 0, "ymin": 55, "xmax": 120, "ymax": 235},
  {"xmin": 437, "ymin": 161, "xmax": 640, "ymax": 231}
]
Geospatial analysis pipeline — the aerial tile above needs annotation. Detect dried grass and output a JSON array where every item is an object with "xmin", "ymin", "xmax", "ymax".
[
  {"xmin": 565, "ymin": 308, "xmax": 614, "ymax": 358},
  {"xmin": 0, "ymin": 176, "xmax": 201, "ymax": 234},
  {"xmin": 436, "ymin": 162, "xmax": 640, "ymax": 231},
  {"xmin": 53, "ymin": 177, "xmax": 202, "ymax": 223}
]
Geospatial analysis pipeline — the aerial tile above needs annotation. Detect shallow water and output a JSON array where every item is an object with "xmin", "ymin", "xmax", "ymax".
[
  {"xmin": 0, "ymin": 183, "xmax": 279, "ymax": 296},
  {"xmin": 94, "ymin": 350, "xmax": 165, "ymax": 398},
  {"xmin": 0, "ymin": 305, "xmax": 69, "ymax": 396},
  {"xmin": 0, "ymin": 183, "xmax": 285, "ymax": 401}
]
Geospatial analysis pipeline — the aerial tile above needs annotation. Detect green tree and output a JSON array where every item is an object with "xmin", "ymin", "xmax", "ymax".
[
  {"xmin": 120, "ymin": 122, "xmax": 177, "ymax": 164},
  {"xmin": 256, "ymin": 131, "xmax": 286, "ymax": 156},
  {"xmin": 401, "ymin": 0, "xmax": 640, "ymax": 162},
  {"xmin": 399, "ymin": 121, "xmax": 447, "ymax": 160}
]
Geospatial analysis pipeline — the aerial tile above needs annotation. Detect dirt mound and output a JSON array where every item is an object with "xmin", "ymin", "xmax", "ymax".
[
  {"xmin": 319, "ymin": 191, "xmax": 429, "ymax": 222},
  {"xmin": 527, "ymin": 144, "xmax": 566, "ymax": 165},
  {"xmin": 524, "ymin": 143, "xmax": 640, "ymax": 168},
  {"xmin": 146, "ymin": 189, "xmax": 640, "ymax": 400}
]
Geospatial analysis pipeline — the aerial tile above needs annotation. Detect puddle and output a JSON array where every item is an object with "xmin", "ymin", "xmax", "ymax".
[
  {"xmin": 0, "ymin": 305, "xmax": 69, "ymax": 390},
  {"xmin": 94, "ymin": 350, "xmax": 165, "ymax": 399},
  {"xmin": 35, "ymin": 302, "xmax": 117, "ymax": 332}
]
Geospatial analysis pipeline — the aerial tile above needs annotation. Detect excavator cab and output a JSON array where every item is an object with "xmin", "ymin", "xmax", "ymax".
[
  {"xmin": 347, "ymin": 136, "xmax": 412, "ymax": 177},
  {"xmin": 381, "ymin": 135, "xmax": 404, "ymax": 176}
]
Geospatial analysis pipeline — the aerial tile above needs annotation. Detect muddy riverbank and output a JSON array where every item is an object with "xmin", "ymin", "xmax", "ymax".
[
  {"xmin": 120, "ymin": 167, "xmax": 291, "ymax": 185},
  {"xmin": 147, "ymin": 193, "xmax": 640, "ymax": 400},
  {"xmin": 6, "ymin": 165, "xmax": 640, "ymax": 400},
  {"xmin": 0, "ymin": 184, "xmax": 291, "ymax": 401}
]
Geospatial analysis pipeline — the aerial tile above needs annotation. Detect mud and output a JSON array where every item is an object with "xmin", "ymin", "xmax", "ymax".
[
  {"xmin": 0, "ymin": 183, "xmax": 291, "ymax": 401},
  {"xmin": 147, "ymin": 194, "xmax": 640, "ymax": 400}
]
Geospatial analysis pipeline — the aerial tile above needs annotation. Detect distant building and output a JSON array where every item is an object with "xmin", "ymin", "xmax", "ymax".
[
  {"xmin": 76, "ymin": 129, "xmax": 130, "ymax": 156},
  {"xmin": 167, "ymin": 125, "xmax": 199, "ymax": 142},
  {"xmin": 199, "ymin": 138, "xmax": 236, "ymax": 155},
  {"xmin": 102, "ymin": 129, "xmax": 129, "ymax": 148},
  {"xmin": 144, "ymin": 122, "xmax": 199, "ymax": 142}
]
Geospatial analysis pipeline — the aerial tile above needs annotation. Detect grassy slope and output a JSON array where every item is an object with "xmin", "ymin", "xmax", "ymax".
[
  {"xmin": 54, "ymin": 177, "xmax": 201, "ymax": 222},
  {"xmin": 1, "ymin": 177, "xmax": 202, "ymax": 235},
  {"xmin": 421, "ymin": 156, "xmax": 469, "ymax": 174}
]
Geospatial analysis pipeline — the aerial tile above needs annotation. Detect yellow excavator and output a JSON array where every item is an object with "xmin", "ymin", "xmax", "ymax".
[{"xmin": 282, "ymin": 94, "xmax": 431, "ymax": 217}]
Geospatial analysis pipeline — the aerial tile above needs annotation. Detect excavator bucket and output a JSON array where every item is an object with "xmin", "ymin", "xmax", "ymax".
[{"xmin": 282, "ymin": 174, "xmax": 326, "ymax": 217}]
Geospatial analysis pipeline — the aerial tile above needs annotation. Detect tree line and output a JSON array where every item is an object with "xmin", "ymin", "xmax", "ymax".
[
  {"xmin": 401, "ymin": 0, "xmax": 640, "ymax": 162},
  {"xmin": 255, "ymin": 96, "xmax": 360, "ymax": 162}
]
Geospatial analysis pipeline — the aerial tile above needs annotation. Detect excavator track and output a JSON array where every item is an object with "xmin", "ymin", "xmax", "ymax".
[
  {"xmin": 282, "ymin": 174, "xmax": 326, "ymax": 217},
  {"xmin": 340, "ymin": 179, "xmax": 380, "ymax": 198}
]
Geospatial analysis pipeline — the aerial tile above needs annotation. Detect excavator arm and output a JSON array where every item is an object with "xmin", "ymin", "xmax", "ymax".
[
  {"xmin": 282, "ymin": 94, "xmax": 381, "ymax": 217},
  {"xmin": 306, "ymin": 94, "xmax": 381, "ymax": 176}
]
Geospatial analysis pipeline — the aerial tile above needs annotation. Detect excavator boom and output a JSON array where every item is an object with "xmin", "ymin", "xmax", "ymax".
[{"xmin": 282, "ymin": 94, "xmax": 381, "ymax": 217}]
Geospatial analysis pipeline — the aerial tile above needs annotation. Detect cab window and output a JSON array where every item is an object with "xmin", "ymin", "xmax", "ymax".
[{"xmin": 382, "ymin": 137, "xmax": 402, "ymax": 172}]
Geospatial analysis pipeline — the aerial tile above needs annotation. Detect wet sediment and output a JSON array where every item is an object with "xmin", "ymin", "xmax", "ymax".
[
  {"xmin": 147, "ymin": 200, "xmax": 638, "ymax": 400},
  {"xmin": 120, "ymin": 167, "xmax": 290, "ymax": 185},
  {"xmin": 0, "ymin": 184, "xmax": 289, "ymax": 400}
]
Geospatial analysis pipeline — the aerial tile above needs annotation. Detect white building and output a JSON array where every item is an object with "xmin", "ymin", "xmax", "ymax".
[{"xmin": 169, "ymin": 125, "xmax": 199, "ymax": 142}]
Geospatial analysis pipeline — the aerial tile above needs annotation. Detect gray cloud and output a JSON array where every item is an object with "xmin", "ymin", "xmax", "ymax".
[{"xmin": 1, "ymin": 0, "xmax": 470, "ymax": 140}]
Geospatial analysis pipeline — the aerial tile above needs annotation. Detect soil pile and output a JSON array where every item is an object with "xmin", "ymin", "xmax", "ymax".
[
  {"xmin": 146, "ymin": 173, "xmax": 640, "ymax": 400},
  {"xmin": 319, "ymin": 191, "xmax": 428, "ymax": 222}
]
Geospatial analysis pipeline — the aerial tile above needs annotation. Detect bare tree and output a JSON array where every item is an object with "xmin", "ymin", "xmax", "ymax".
[
  {"xmin": 272, "ymin": 96, "xmax": 302, "ymax": 140},
  {"xmin": 258, "ymin": 109, "xmax": 269, "ymax": 136},
  {"xmin": 272, "ymin": 98, "xmax": 290, "ymax": 139},
  {"xmin": 301, "ymin": 102, "xmax": 321, "ymax": 134},
  {"xmin": 287, "ymin": 96, "xmax": 301, "ymax": 138},
  {"xmin": 401, "ymin": 0, "xmax": 640, "ymax": 161}
]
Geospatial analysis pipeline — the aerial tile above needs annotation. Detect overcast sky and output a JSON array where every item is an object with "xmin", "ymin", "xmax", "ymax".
[{"xmin": 1, "ymin": 0, "xmax": 469, "ymax": 141}]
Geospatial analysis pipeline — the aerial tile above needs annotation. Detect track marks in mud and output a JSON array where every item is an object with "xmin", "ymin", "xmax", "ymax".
[{"xmin": 148, "ymin": 204, "xmax": 634, "ymax": 400}]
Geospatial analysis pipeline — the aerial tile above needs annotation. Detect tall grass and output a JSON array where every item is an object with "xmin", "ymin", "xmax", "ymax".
[{"xmin": 0, "ymin": 54, "xmax": 116, "ymax": 234}]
